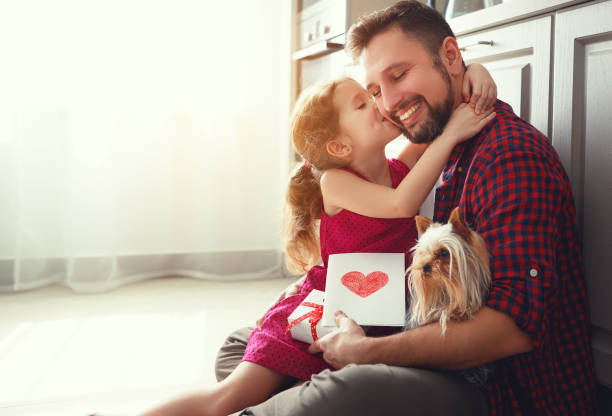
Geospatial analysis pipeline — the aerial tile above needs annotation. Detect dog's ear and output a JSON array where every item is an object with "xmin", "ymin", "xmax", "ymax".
[
  {"xmin": 449, "ymin": 207, "xmax": 472, "ymax": 242},
  {"xmin": 415, "ymin": 215, "xmax": 433, "ymax": 236}
]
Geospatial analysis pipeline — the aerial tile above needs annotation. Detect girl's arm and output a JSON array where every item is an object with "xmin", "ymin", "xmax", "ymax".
[
  {"xmin": 396, "ymin": 63, "xmax": 498, "ymax": 170},
  {"xmin": 395, "ymin": 63, "xmax": 497, "ymax": 170},
  {"xmin": 321, "ymin": 104, "xmax": 495, "ymax": 219},
  {"xmin": 395, "ymin": 142, "xmax": 430, "ymax": 170}
]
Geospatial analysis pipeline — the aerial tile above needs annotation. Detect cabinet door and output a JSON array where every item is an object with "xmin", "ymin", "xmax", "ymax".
[
  {"xmin": 554, "ymin": 0, "xmax": 612, "ymax": 388},
  {"xmin": 456, "ymin": 16, "xmax": 551, "ymax": 137}
]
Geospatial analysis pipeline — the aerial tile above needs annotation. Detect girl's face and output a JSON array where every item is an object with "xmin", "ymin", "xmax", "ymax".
[{"xmin": 333, "ymin": 79, "xmax": 400, "ymax": 155}]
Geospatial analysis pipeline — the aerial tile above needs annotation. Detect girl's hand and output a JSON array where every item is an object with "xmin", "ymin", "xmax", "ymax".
[
  {"xmin": 463, "ymin": 63, "xmax": 497, "ymax": 114},
  {"xmin": 256, "ymin": 275, "xmax": 306, "ymax": 328},
  {"xmin": 442, "ymin": 103, "xmax": 496, "ymax": 144}
]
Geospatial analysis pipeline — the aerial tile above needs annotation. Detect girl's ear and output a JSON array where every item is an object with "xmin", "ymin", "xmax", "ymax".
[{"xmin": 326, "ymin": 139, "xmax": 352, "ymax": 158}]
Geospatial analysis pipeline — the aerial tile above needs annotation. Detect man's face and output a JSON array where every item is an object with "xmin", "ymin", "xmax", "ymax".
[{"xmin": 361, "ymin": 26, "xmax": 455, "ymax": 143}]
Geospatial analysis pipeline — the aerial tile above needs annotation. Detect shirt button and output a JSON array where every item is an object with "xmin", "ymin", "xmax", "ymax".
[
  {"xmin": 457, "ymin": 166, "xmax": 463, "ymax": 172},
  {"xmin": 529, "ymin": 268, "xmax": 538, "ymax": 277}
]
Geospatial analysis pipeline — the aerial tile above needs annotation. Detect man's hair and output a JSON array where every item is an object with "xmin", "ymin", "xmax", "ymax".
[{"xmin": 346, "ymin": 0, "xmax": 456, "ymax": 62}]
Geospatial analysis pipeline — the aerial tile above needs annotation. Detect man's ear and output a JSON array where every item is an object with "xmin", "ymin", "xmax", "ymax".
[
  {"xmin": 439, "ymin": 36, "xmax": 463, "ymax": 77},
  {"xmin": 326, "ymin": 139, "xmax": 352, "ymax": 158}
]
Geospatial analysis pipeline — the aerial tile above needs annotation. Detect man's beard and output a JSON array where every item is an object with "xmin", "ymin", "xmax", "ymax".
[{"xmin": 394, "ymin": 62, "xmax": 454, "ymax": 144}]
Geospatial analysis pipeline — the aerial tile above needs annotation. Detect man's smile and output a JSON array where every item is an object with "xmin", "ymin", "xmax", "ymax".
[
  {"xmin": 398, "ymin": 100, "xmax": 422, "ymax": 121},
  {"xmin": 393, "ymin": 98, "xmax": 426, "ymax": 129}
]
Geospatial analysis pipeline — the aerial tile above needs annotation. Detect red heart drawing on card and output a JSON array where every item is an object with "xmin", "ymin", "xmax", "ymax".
[{"xmin": 341, "ymin": 271, "xmax": 389, "ymax": 298}]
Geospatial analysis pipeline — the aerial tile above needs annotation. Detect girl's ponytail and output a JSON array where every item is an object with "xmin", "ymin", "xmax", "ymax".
[
  {"xmin": 282, "ymin": 163, "xmax": 322, "ymax": 275},
  {"xmin": 282, "ymin": 77, "xmax": 350, "ymax": 275}
]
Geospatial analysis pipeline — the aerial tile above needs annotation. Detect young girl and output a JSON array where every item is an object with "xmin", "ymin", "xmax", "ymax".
[{"xmin": 135, "ymin": 66, "xmax": 496, "ymax": 416}]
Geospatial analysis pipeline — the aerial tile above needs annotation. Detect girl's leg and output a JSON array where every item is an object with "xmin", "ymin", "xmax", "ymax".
[
  {"xmin": 215, "ymin": 327, "xmax": 253, "ymax": 382},
  {"xmin": 139, "ymin": 361, "xmax": 290, "ymax": 416}
]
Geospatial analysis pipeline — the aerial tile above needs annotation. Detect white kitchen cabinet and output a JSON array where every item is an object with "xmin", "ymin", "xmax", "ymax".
[
  {"xmin": 553, "ymin": 0, "xmax": 612, "ymax": 389},
  {"xmin": 457, "ymin": 16, "xmax": 552, "ymax": 137}
]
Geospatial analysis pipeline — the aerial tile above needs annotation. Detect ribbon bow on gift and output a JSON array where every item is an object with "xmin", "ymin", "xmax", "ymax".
[{"xmin": 286, "ymin": 301, "xmax": 324, "ymax": 342}]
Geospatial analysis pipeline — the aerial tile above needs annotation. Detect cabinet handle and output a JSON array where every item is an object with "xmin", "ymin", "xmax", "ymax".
[{"xmin": 459, "ymin": 40, "xmax": 494, "ymax": 51}]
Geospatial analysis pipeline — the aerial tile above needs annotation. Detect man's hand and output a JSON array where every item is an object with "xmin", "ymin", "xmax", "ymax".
[
  {"xmin": 256, "ymin": 275, "xmax": 306, "ymax": 328},
  {"xmin": 308, "ymin": 310, "xmax": 368, "ymax": 369}
]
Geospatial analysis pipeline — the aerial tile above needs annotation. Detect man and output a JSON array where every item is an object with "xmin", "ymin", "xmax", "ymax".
[{"xmin": 218, "ymin": 2, "xmax": 599, "ymax": 414}]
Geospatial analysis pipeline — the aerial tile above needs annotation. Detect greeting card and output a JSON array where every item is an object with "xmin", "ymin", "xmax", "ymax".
[{"xmin": 321, "ymin": 252, "xmax": 405, "ymax": 327}]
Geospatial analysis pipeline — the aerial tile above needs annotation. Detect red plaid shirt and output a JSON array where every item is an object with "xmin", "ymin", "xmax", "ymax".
[{"xmin": 434, "ymin": 100, "xmax": 598, "ymax": 415}]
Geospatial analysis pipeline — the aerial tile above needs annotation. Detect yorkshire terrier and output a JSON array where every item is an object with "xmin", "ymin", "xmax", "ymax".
[{"xmin": 406, "ymin": 207, "xmax": 491, "ymax": 334}]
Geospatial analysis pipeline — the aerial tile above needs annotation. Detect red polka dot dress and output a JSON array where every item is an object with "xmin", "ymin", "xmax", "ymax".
[{"xmin": 242, "ymin": 158, "xmax": 418, "ymax": 381}]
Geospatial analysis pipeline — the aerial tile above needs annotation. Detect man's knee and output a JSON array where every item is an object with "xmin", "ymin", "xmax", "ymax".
[
  {"xmin": 278, "ymin": 365, "xmax": 402, "ymax": 415},
  {"xmin": 311, "ymin": 364, "xmax": 395, "ymax": 397},
  {"xmin": 237, "ymin": 365, "xmax": 486, "ymax": 416},
  {"xmin": 305, "ymin": 364, "xmax": 486, "ymax": 416},
  {"xmin": 215, "ymin": 327, "xmax": 253, "ymax": 382}
]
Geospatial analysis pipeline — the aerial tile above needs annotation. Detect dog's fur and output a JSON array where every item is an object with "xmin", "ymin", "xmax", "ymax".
[{"xmin": 406, "ymin": 207, "xmax": 491, "ymax": 334}]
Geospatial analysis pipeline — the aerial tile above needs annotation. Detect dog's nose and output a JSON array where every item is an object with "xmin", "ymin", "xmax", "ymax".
[{"xmin": 422, "ymin": 264, "xmax": 432, "ymax": 274}]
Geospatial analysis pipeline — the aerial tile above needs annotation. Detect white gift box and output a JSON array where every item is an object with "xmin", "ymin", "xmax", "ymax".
[
  {"xmin": 287, "ymin": 289, "xmax": 334, "ymax": 344},
  {"xmin": 322, "ymin": 253, "xmax": 406, "ymax": 327}
]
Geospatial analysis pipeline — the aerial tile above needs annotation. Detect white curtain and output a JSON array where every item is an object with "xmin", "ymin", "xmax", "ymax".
[{"xmin": 0, "ymin": 0, "xmax": 292, "ymax": 292}]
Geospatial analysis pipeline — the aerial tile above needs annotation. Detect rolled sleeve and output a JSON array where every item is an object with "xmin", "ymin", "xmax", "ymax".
[
  {"xmin": 469, "ymin": 141, "xmax": 562, "ymax": 348},
  {"xmin": 486, "ymin": 262, "xmax": 556, "ymax": 348}
]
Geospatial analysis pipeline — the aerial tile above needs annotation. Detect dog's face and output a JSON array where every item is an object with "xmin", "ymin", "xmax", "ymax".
[{"xmin": 406, "ymin": 208, "xmax": 490, "ymax": 334}]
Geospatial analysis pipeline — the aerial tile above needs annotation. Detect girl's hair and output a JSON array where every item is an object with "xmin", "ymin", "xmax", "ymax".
[{"xmin": 283, "ymin": 77, "xmax": 351, "ymax": 274}]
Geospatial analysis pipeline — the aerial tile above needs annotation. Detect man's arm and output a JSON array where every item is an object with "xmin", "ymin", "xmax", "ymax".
[{"xmin": 310, "ymin": 307, "xmax": 532, "ymax": 370}]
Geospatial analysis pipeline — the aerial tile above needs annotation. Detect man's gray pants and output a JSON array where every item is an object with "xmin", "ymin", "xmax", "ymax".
[{"xmin": 215, "ymin": 327, "xmax": 488, "ymax": 416}]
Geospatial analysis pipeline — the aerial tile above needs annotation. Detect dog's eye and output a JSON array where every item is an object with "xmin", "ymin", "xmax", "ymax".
[
  {"xmin": 437, "ymin": 249, "xmax": 450, "ymax": 259},
  {"xmin": 422, "ymin": 264, "xmax": 432, "ymax": 274}
]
